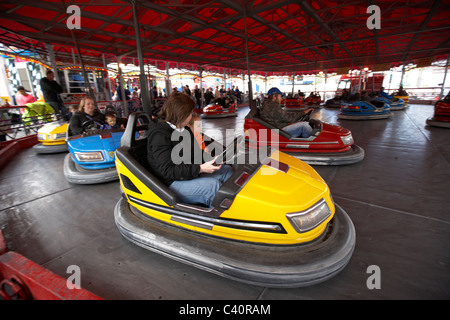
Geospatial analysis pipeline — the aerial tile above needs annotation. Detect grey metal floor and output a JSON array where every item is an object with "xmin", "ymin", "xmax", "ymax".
[{"xmin": 1, "ymin": 104, "xmax": 449, "ymax": 300}]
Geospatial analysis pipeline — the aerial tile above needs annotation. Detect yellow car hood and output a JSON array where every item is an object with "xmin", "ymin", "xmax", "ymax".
[
  {"xmin": 223, "ymin": 150, "xmax": 333, "ymax": 222},
  {"xmin": 38, "ymin": 122, "xmax": 68, "ymax": 135}
]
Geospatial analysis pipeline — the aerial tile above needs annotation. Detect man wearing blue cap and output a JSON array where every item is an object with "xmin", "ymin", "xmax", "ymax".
[{"xmin": 260, "ymin": 87, "xmax": 313, "ymax": 138}]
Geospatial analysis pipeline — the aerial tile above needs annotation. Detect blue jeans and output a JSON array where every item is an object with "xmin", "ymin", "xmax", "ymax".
[
  {"xmin": 169, "ymin": 165, "xmax": 234, "ymax": 207},
  {"xmin": 282, "ymin": 121, "xmax": 312, "ymax": 138}
]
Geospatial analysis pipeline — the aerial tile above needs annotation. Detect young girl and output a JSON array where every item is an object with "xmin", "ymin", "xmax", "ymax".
[{"xmin": 147, "ymin": 93, "xmax": 233, "ymax": 207}]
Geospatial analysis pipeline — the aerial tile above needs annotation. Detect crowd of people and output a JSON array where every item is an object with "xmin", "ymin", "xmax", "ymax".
[
  {"xmin": 173, "ymin": 84, "xmax": 244, "ymax": 108},
  {"xmin": 110, "ymin": 82, "xmax": 245, "ymax": 112}
]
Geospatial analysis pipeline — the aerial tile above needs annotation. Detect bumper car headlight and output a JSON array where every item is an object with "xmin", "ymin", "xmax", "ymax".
[
  {"xmin": 286, "ymin": 198, "xmax": 332, "ymax": 233},
  {"xmin": 37, "ymin": 133, "xmax": 46, "ymax": 141},
  {"xmin": 52, "ymin": 133, "xmax": 66, "ymax": 140},
  {"xmin": 75, "ymin": 151, "xmax": 104, "ymax": 162},
  {"xmin": 340, "ymin": 134, "xmax": 354, "ymax": 145}
]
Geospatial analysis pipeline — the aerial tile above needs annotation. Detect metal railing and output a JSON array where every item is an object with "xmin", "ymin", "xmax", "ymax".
[{"xmin": 0, "ymin": 105, "xmax": 55, "ymax": 141}]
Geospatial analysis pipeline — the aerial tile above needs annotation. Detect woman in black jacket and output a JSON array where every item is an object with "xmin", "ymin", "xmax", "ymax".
[
  {"xmin": 69, "ymin": 96, "xmax": 106, "ymax": 136},
  {"xmin": 147, "ymin": 92, "xmax": 233, "ymax": 207}
]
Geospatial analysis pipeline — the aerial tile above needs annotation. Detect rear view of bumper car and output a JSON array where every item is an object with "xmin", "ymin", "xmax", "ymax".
[
  {"xmin": 338, "ymin": 100, "xmax": 392, "ymax": 120},
  {"xmin": 114, "ymin": 112, "xmax": 356, "ymax": 288},
  {"xmin": 202, "ymin": 98, "xmax": 237, "ymax": 118},
  {"xmin": 244, "ymin": 109, "xmax": 364, "ymax": 166},
  {"xmin": 377, "ymin": 96, "xmax": 406, "ymax": 110},
  {"xmin": 33, "ymin": 120, "xmax": 68, "ymax": 154},
  {"xmin": 426, "ymin": 99, "xmax": 450, "ymax": 128},
  {"xmin": 394, "ymin": 95, "xmax": 409, "ymax": 105},
  {"xmin": 324, "ymin": 98, "xmax": 344, "ymax": 108},
  {"xmin": 283, "ymin": 98, "xmax": 307, "ymax": 111}
]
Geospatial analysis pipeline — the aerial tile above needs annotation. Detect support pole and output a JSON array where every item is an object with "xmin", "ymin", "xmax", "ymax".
[
  {"xmin": 264, "ymin": 72, "xmax": 267, "ymax": 94},
  {"xmin": 439, "ymin": 54, "xmax": 449, "ymax": 100},
  {"xmin": 117, "ymin": 56, "xmax": 128, "ymax": 117},
  {"xmin": 62, "ymin": 1, "xmax": 96, "ymax": 106},
  {"xmin": 45, "ymin": 43, "xmax": 59, "ymax": 83},
  {"xmin": 358, "ymin": 66, "xmax": 362, "ymax": 95},
  {"xmin": 102, "ymin": 53, "xmax": 111, "ymax": 100},
  {"xmin": 130, "ymin": 0, "xmax": 152, "ymax": 115},
  {"xmin": 165, "ymin": 61, "xmax": 172, "ymax": 97},
  {"xmin": 223, "ymin": 69, "xmax": 226, "ymax": 92},
  {"xmin": 243, "ymin": 3, "xmax": 253, "ymax": 107},
  {"xmin": 292, "ymin": 70, "xmax": 295, "ymax": 95},
  {"xmin": 400, "ymin": 64, "xmax": 406, "ymax": 87},
  {"xmin": 70, "ymin": 36, "xmax": 96, "ymax": 105},
  {"xmin": 199, "ymin": 66, "xmax": 204, "ymax": 108}
]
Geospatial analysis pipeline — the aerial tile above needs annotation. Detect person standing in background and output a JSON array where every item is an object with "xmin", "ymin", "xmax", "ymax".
[
  {"xmin": 15, "ymin": 86, "xmax": 37, "ymax": 105},
  {"xmin": 39, "ymin": 70, "xmax": 68, "ymax": 117}
]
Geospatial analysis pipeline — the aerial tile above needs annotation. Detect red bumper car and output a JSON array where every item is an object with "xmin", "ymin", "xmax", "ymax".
[
  {"xmin": 283, "ymin": 98, "xmax": 307, "ymax": 111},
  {"xmin": 202, "ymin": 97, "xmax": 237, "ymax": 118},
  {"xmin": 426, "ymin": 97, "xmax": 450, "ymax": 128},
  {"xmin": 305, "ymin": 93, "xmax": 322, "ymax": 106},
  {"xmin": 244, "ymin": 108, "xmax": 364, "ymax": 166}
]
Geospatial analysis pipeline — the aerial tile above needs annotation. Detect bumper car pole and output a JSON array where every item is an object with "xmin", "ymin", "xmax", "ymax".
[{"xmin": 131, "ymin": 0, "xmax": 152, "ymax": 116}]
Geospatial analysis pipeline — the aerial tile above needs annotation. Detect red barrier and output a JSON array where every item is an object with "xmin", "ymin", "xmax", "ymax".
[
  {"xmin": 0, "ymin": 231, "xmax": 102, "ymax": 300},
  {"xmin": 0, "ymin": 135, "xmax": 38, "ymax": 170}
]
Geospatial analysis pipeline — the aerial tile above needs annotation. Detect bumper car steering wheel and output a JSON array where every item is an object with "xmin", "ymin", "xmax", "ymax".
[
  {"xmin": 300, "ymin": 108, "xmax": 313, "ymax": 122},
  {"xmin": 214, "ymin": 135, "xmax": 244, "ymax": 165}
]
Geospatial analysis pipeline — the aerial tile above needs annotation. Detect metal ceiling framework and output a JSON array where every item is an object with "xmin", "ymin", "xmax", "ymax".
[{"xmin": 0, "ymin": 0, "xmax": 449, "ymax": 76}]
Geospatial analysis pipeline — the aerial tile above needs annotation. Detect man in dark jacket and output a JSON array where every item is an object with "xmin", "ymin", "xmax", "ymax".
[
  {"xmin": 259, "ymin": 87, "xmax": 313, "ymax": 138},
  {"xmin": 39, "ymin": 70, "xmax": 67, "ymax": 116}
]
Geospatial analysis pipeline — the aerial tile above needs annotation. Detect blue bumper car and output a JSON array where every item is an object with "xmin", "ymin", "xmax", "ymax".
[
  {"xmin": 324, "ymin": 98, "xmax": 344, "ymax": 108},
  {"xmin": 337, "ymin": 100, "xmax": 392, "ymax": 120},
  {"xmin": 377, "ymin": 96, "xmax": 406, "ymax": 110},
  {"xmin": 64, "ymin": 126, "xmax": 125, "ymax": 184}
]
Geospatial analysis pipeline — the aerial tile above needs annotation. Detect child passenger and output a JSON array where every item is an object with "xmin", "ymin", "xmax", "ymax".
[{"xmin": 104, "ymin": 112, "xmax": 124, "ymax": 129}]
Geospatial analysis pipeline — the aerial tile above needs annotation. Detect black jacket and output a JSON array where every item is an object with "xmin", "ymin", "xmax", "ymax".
[
  {"xmin": 39, "ymin": 77, "xmax": 63, "ymax": 103},
  {"xmin": 259, "ymin": 99, "xmax": 306, "ymax": 129},
  {"xmin": 147, "ymin": 120, "xmax": 204, "ymax": 186},
  {"xmin": 69, "ymin": 110, "xmax": 106, "ymax": 136}
]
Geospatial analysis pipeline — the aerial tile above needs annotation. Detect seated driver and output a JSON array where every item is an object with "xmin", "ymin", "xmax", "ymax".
[
  {"xmin": 147, "ymin": 92, "xmax": 233, "ymax": 208},
  {"xmin": 394, "ymin": 85, "xmax": 408, "ymax": 96},
  {"xmin": 69, "ymin": 96, "xmax": 106, "ymax": 135},
  {"xmin": 259, "ymin": 87, "xmax": 313, "ymax": 138},
  {"xmin": 213, "ymin": 97, "xmax": 232, "ymax": 108},
  {"xmin": 379, "ymin": 87, "xmax": 393, "ymax": 100}
]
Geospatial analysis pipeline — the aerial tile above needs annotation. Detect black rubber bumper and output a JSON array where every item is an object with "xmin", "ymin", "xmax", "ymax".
[
  {"xmin": 285, "ymin": 144, "xmax": 365, "ymax": 166},
  {"xmin": 201, "ymin": 112, "xmax": 237, "ymax": 119},
  {"xmin": 63, "ymin": 153, "xmax": 119, "ymax": 184},
  {"xmin": 337, "ymin": 113, "xmax": 393, "ymax": 120},
  {"xmin": 114, "ymin": 197, "xmax": 356, "ymax": 288},
  {"xmin": 426, "ymin": 117, "xmax": 450, "ymax": 128},
  {"xmin": 33, "ymin": 142, "xmax": 68, "ymax": 154}
]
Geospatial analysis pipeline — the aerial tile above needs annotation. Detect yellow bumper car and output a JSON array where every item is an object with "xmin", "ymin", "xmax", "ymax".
[
  {"xmin": 33, "ymin": 120, "xmax": 68, "ymax": 154},
  {"xmin": 114, "ymin": 112, "xmax": 356, "ymax": 287}
]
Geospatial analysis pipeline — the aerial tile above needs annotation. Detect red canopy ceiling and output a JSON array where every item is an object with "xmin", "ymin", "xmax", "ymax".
[{"xmin": 0, "ymin": 0, "xmax": 449, "ymax": 75}]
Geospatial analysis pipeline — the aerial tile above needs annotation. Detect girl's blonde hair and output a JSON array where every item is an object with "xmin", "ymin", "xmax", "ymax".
[{"xmin": 78, "ymin": 96, "xmax": 96, "ymax": 112}]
